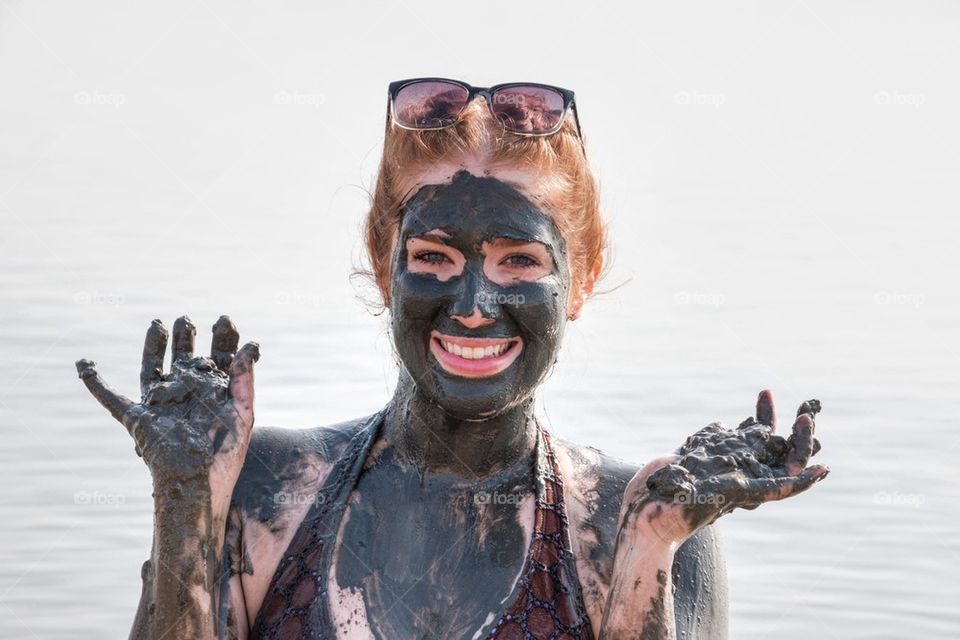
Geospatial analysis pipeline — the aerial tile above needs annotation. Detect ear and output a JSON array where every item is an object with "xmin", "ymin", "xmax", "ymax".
[{"xmin": 568, "ymin": 255, "xmax": 603, "ymax": 320}]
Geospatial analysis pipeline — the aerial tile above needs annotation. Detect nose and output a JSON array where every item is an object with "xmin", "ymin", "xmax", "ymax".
[
  {"xmin": 451, "ymin": 308, "xmax": 494, "ymax": 328},
  {"xmin": 449, "ymin": 266, "xmax": 499, "ymax": 328}
]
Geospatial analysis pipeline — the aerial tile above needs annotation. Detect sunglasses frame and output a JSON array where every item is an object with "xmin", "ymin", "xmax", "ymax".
[{"xmin": 386, "ymin": 77, "xmax": 583, "ymax": 141}]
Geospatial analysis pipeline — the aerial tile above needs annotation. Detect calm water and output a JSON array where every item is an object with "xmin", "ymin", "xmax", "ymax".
[{"xmin": 2, "ymin": 2, "xmax": 959, "ymax": 638}]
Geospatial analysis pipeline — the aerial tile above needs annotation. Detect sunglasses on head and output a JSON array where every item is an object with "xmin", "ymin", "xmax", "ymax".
[{"xmin": 386, "ymin": 77, "xmax": 583, "ymax": 141}]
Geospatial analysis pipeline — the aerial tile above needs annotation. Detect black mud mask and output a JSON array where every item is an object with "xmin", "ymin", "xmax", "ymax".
[{"xmin": 389, "ymin": 171, "xmax": 571, "ymax": 420}]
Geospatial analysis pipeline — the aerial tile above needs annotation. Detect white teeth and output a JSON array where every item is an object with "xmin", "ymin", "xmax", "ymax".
[{"xmin": 439, "ymin": 339, "xmax": 512, "ymax": 359}]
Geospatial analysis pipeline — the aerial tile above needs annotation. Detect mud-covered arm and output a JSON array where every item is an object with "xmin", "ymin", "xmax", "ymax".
[
  {"xmin": 129, "ymin": 485, "xmax": 229, "ymax": 639},
  {"xmin": 76, "ymin": 316, "xmax": 260, "ymax": 640},
  {"xmin": 599, "ymin": 524, "xmax": 727, "ymax": 640},
  {"xmin": 600, "ymin": 392, "xmax": 827, "ymax": 639}
]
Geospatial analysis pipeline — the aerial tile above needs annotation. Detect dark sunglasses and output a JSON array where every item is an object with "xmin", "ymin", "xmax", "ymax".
[{"xmin": 386, "ymin": 77, "xmax": 583, "ymax": 140}]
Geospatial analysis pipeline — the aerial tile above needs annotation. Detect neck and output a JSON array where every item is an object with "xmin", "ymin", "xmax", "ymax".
[{"xmin": 382, "ymin": 369, "xmax": 538, "ymax": 479}]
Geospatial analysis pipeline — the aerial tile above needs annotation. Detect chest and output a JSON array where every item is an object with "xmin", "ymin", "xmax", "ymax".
[{"xmin": 326, "ymin": 468, "xmax": 535, "ymax": 638}]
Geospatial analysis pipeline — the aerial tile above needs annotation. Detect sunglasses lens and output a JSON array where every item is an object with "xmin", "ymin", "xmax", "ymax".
[
  {"xmin": 393, "ymin": 81, "xmax": 470, "ymax": 129},
  {"xmin": 490, "ymin": 86, "xmax": 566, "ymax": 133}
]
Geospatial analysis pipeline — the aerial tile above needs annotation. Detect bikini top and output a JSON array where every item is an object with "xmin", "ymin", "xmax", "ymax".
[{"xmin": 250, "ymin": 410, "xmax": 595, "ymax": 640}]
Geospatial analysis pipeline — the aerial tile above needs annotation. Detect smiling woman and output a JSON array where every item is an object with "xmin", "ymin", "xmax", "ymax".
[{"xmin": 75, "ymin": 78, "xmax": 829, "ymax": 640}]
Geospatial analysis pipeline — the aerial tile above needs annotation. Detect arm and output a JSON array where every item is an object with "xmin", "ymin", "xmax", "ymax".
[
  {"xmin": 76, "ymin": 316, "xmax": 259, "ymax": 640},
  {"xmin": 599, "ymin": 391, "xmax": 827, "ymax": 639}
]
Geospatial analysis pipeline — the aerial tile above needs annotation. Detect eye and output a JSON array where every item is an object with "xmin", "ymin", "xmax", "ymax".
[
  {"xmin": 502, "ymin": 254, "xmax": 541, "ymax": 268},
  {"xmin": 414, "ymin": 250, "xmax": 451, "ymax": 265}
]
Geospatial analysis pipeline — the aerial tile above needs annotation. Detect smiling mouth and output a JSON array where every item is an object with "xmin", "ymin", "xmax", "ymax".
[{"xmin": 429, "ymin": 331, "xmax": 523, "ymax": 378}]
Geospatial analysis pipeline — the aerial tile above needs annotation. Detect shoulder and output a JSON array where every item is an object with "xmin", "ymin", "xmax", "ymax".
[
  {"xmin": 231, "ymin": 412, "xmax": 380, "ymax": 526},
  {"xmin": 224, "ymin": 412, "xmax": 384, "ymax": 621},
  {"xmin": 552, "ymin": 437, "xmax": 639, "ymax": 547}
]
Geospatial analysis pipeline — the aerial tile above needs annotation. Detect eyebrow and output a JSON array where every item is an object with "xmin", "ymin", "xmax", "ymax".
[
  {"xmin": 483, "ymin": 237, "xmax": 546, "ymax": 248},
  {"xmin": 406, "ymin": 231, "xmax": 452, "ymax": 244}
]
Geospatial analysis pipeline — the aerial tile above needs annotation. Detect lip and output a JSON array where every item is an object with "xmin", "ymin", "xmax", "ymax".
[{"xmin": 429, "ymin": 330, "xmax": 523, "ymax": 378}]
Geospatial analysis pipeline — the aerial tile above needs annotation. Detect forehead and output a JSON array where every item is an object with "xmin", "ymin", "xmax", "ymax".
[
  {"xmin": 399, "ymin": 152, "xmax": 553, "ymax": 207},
  {"xmin": 399, "ymin": 170, "xmax": 565, "ymax": 249}
]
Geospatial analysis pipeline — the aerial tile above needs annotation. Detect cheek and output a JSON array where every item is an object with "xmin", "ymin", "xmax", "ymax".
[
  {"xmin": 503, "ymin": 276, "xmax": 568, "ymax": 338},
  {"xmin": 391, "ymin": 268, "xmax": 453, "ymax": 325}
]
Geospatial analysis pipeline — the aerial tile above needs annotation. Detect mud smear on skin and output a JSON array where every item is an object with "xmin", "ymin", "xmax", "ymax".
[{"xmin": 333, "ymin": 443, "xmax": 535, "ymax": 638}]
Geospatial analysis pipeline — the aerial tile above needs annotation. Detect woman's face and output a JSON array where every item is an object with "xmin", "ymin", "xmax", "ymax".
[{"xmin": 389, "ymin": 168, "xmax": 571, "ymax": 420}]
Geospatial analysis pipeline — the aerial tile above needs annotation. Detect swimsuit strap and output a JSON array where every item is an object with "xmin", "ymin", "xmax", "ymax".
[
  {"xmin": 250, "ymin": 410, "xmax": 386, "ymax": 639},
  {"xmin": 485, "ymin": 424, "xmax": 595, "ymax": 640}
]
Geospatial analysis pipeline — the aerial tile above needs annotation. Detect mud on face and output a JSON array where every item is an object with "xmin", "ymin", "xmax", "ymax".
[{"xmin": 389, "ymin": 171, "xmax": 572, "ymax": 420}]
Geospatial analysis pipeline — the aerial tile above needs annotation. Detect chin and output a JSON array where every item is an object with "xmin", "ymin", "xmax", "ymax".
[
  {"xmin": 396, "ymin": 353, "xmax": 536, "ymax": 421},
  {"xmin": 428, "ymin": 374, "xmax": 530, "ymax": 421}
]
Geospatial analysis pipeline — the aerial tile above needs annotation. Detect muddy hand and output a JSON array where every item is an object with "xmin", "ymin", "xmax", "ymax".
[
  {"xmin": 76, "ymin": 315, "xmax": 259, "ymax": 507},
  {"xmin": 621, "ymin": 390, "xmax": 829, "ymax": 544}
]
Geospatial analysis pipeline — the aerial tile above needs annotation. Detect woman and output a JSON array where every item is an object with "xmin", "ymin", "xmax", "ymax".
[{"xmin": 76, "ymin": 78, "xmax": 829, "ymax": 640}]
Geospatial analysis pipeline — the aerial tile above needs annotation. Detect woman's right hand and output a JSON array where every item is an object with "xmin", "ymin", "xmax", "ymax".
[{"xmin": 76, "ymin": 315, "xmax": 259, "ymax": 514}]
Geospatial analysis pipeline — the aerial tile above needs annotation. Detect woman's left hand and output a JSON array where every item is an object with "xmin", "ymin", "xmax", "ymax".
[{"xmin": 620, "ymin": 390, "xmax": 829, "ymax": 546}]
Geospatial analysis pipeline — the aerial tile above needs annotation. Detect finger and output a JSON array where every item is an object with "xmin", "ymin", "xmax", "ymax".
[
  {"xmin": 742, "ymin": 465, "xmax": 830, "ymax": 504},
  {"xmin": 76, "ymin": 359, "xmax": 135, "ymax": 426},
  {"xmin": 797, "ymin": 398, "xmax": 822, "ymax": 417},
  {"xmin": 140, "ymin": 319, "xmax": 168, "ymax": 398},
  {"xmin": 756, "ymin": 389, "xmax": 776, "ymax": 431},
  {"xmin": 785, "ymin": 413, "xmax": 815, "ymax": 475},
  {"xmin": 210, "ymin": 315, "xmax": 240, "ymax": 371},
  {"xmin": 228, "ymin": 342, "xmax": 260, "ymax": 425},
  {"xmin": 171, "ymin": 315, "xmax": 196, "ymax": 363}
]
